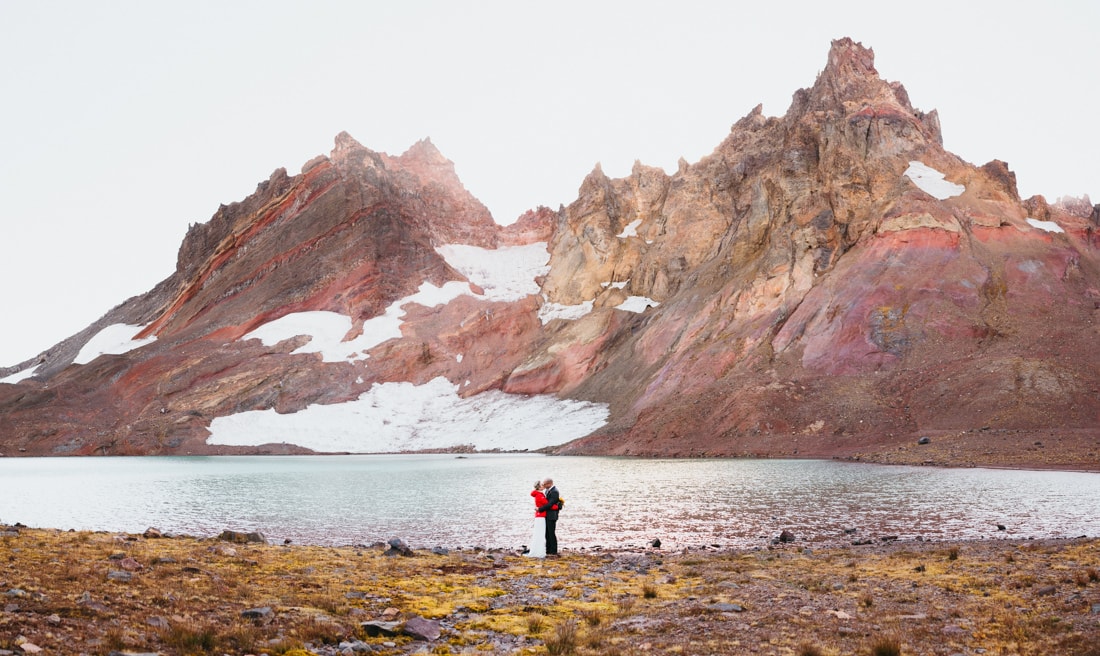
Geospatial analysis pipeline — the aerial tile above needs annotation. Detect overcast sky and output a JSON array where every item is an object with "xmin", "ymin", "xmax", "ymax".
[{"xmin": 1, "ymin": 1, "xmax": 1097, "ymax": 368}]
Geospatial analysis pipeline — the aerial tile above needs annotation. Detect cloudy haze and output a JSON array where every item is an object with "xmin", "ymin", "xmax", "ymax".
[{"xmin": 1, "ymin": 0, "xmax": 1096, "ymax": 367}]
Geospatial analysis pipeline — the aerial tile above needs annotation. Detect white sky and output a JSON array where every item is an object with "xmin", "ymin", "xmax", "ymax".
[{"xmin": 1, "ymin": 1, "xmax": 1097, "ymax": 367}]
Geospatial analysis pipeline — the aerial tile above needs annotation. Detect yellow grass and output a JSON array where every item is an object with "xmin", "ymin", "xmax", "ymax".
[{"xmin": 0, "ymin": 528, "xmax": 1098, "ymax": 655}]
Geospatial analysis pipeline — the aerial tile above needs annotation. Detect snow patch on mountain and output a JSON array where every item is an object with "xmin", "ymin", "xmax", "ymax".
[
  {"xmin": 1026, "ymin": 218, "xmax": 1065, "ymax": 233},
  {"xmin": 242, "ymin": 281, "xmax": 473, "ymax": 363},
  {"xmin": 0, "ymin": 364, "xmax": 40, "ymax": 385},
  {"xmin": 206, "ymin": 376, "xmax": 609, "ymax": 453},
  {"xmin": 904, "ymin": 161, "xmax": 965, "ymax": 200},
  {"xmin": 74, "ymin": 324, "xmax": 157, "ymax": 365},
  {"xmin": 435, "ymin": 242, "xmax": 550, "ymax": 302}
]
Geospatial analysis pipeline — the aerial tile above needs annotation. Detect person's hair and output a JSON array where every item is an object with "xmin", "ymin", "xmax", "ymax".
[
  {"xmin": 543, "ymin": 478, "xmax": 553, "ymax": 487},
  {"xmin": 533, "ymin": 481, "xmax": 541, "ymax": 489}
]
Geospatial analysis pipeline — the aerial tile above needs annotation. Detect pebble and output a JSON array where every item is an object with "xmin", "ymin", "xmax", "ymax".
[{"xmin": 106, "ymin": 570, "xmax": 132, "ymax": 582}]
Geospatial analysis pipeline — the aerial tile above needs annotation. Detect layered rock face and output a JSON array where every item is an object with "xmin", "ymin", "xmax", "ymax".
[{"xmin": 2, "ymin": 38, "xmax": 1098, "ymax": 466}]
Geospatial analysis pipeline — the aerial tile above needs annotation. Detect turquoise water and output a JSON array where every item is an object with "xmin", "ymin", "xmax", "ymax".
[{"xmin": 1, "ymin": 454, "xmax": 1097, "ymax": 550}]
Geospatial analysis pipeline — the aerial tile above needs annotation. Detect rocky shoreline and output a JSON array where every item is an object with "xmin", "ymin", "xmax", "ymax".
[{"xmin": 2, "ymin": 525, "xmax": 1098, "ymax": 655}]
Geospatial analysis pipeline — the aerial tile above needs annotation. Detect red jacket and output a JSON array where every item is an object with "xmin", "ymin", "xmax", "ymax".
[{"xmin": 531, "ymin": 490, "xmax": 548, "ymax": 518}]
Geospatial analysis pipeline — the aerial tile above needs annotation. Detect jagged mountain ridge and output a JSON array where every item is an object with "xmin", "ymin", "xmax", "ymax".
[{"xmin": 2, "ymin": 38, "xmax": 1098, "ymax": 467}]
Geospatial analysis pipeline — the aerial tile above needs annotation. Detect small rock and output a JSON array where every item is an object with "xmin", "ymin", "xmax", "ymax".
[
  {"xmin": 431, "ymin": 546, "xmax": 449, "ymax": 555},
  {"xmin": 18, "ymin": 643, "xmax": 42, "ymax": 654},
  {"xmin": 778, "ymin": 530, "xmax": 795, "ymax": 543},
  {"xmin": 403, "ymin": 615, "xmax": 442, "ymax": 641},
  {"xmin": 5, "ymin": 589, "xmax": 27, "ymax": 598},
  {"xmin": 46, "ymin": 614, "xmax": 60, "ymax": 625},
  {"xmin": 385, "ymin": 538, "xmax": 414, "ymax": 557},
  {"xmin": 650, "ymin": 538, "xmax": 662, "ymax": 548},
  {"xmin": 918, "ymin": 436, "xmax": 931, "ymax": 445},
  {"xmin": 107, "ymin": 570, "xmax": 132, "ymax": 582},
  {"xmin": 708, "ymin": 603, "xmax": 745, "ymax": 613},
  {"xmin": 146, "ymin": 615, "xmax": 169, "ymax": 629},
  {"xmin": 381, "ymin": 607, "xmax": 401, "ymax": 619},
  {"xmin": 1035, "ymin": 585, "xmax": 1057, "ymax": 596},
  {"xmin": 362, "ymin": 620, "xmax": 401, "ymax": 637},
  {"xmin": 1091, "ymin": 603, "xmax": 1100, "ymax": 614},
  {"xmin": 142, "ymin": 527, "xmax": 163, "ymax": 539},
  {"xmin": 241, "ymin": 606, "xmax": 274, "ymax": 619},
  {"xmin": 119, "ymin": 557, "xmax": 144, "ymax": 571}
]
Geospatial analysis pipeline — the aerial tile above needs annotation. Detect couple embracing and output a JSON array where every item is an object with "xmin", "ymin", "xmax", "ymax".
[{"xmin": 525, "ymin": 478, "xmax": 561, "ymax": 558}]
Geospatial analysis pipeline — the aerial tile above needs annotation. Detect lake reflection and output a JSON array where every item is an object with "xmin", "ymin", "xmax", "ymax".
[{"xmin": 1, "ymin": 455, "xmax": 1097, "ymax": 550}]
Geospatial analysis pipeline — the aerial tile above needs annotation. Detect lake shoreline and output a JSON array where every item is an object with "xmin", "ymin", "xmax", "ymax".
[{"xmin": 2, "ymin": 525, "xmax": 1098, "ymax": 655}]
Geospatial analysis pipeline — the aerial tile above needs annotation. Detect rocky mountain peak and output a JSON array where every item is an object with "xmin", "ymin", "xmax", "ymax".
[{"xmin": 3, "ymin": 38, "xmax": 1098, "ymax": 469}]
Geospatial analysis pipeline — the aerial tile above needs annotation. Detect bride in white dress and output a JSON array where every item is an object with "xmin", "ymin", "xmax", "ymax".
[{"xmin": 525, "ymin": 481, "xmax": 547, "ymax": 558}]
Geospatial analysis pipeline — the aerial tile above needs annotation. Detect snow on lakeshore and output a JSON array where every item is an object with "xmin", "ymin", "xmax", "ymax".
[
  {"xmin": 904, "ymin": 161, "xmax": 965, "ymax": 200},
  {"xmin": 74, "ymin": 324, "xmax": 156, "ymax": 365},
  {"xmin": 435, "ymin": 242, "xmax": 549, "ymax": 302},
  {"xmin": 206, "ymin": 376, "xmax": 609, "ymax": 453},
  {"xmin": 243, "ymin": 281, "xmax": 472, "ymax": 363},
  {"xmin": 1026, "ymin": 217, "xmax": 1065, "ymax": 233},
  {"xmin": 0, "ymin": 364, "xmax": 40, "ymax": 385}
]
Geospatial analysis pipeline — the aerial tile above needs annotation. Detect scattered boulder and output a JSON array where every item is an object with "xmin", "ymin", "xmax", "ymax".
[
  {"xmin": 142, "ymin": 527, "xmax": 163, "ymax": 539},
  {"xmin": 777, "ymin": 530, "xmax": 796, "ymax": 543},
  {"xmin": 361, "ymin": 620, "xmax": 401, "ymax": 637},
  {"xmin": 385, "ymin": 538, "xmax": 414, "ymax": 557},
  {"xmin": 241, "ymin": 606, "xmax": 274, "ymax": 619},
  {"xmin": 106, "ymin": 570, "xmax": 132, "ymax": 582},
  {"xmin": 403, "ymin": 615, "xmax": 442, "ymax": 641},
  {"xmin": 219, "ymin": 530, "xmax": 266, "ymax": 544},
  {"xmin": 119, "ymin": 557, "xmax": 144, "ymax": 571},
  {"xmin": 918, "ymin": 436, "xmax": 932, "ymax": 445},
  {"xmin": 650, "ymin": 538, "xmax": 662, "ymax": 548}
]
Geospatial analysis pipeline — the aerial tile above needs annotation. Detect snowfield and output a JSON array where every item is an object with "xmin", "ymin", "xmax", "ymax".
[{"xmin": 206, "ymin": 376, "xmax": 609, "ymax": 453}]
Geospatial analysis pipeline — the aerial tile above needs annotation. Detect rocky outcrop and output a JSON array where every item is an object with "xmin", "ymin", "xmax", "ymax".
[{"xmin": 2, "ymin": 38, "xmax": 1098, "ymax": 467}]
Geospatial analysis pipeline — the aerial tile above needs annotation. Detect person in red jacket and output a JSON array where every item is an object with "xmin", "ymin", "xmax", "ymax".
[
  {"xmin": 525, "ymin": 481, "xmax": 548, "ymax": 558},
  {"xmin": 537, "ymin": 478, "xmax": 561, "ymax": 556}
]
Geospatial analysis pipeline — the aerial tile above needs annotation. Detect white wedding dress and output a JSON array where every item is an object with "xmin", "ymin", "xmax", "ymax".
[{"xmin": 526, "ymin": 516, "xmax": 546, "ymax": 558}]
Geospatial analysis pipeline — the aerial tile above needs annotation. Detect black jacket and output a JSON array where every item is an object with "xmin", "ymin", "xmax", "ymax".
[{"xmin": 538, "ymin": 486, "xmax": 560, "ymax": 519}]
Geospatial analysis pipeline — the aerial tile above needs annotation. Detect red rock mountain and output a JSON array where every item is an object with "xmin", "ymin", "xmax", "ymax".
[{"xmin": 2, "ymin": 39, "xmax": 1098, "ymax": 467}]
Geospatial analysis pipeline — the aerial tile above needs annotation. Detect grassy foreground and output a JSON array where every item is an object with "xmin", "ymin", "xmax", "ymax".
[{"xmin": 1, "ymin": 526, "xmax": 1099, "ymax": 655}]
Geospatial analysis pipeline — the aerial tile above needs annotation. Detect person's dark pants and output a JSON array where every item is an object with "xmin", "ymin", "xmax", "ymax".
[{"xmin": 545, "ymin": 516, "xmax": 558, "ymax": 554}]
